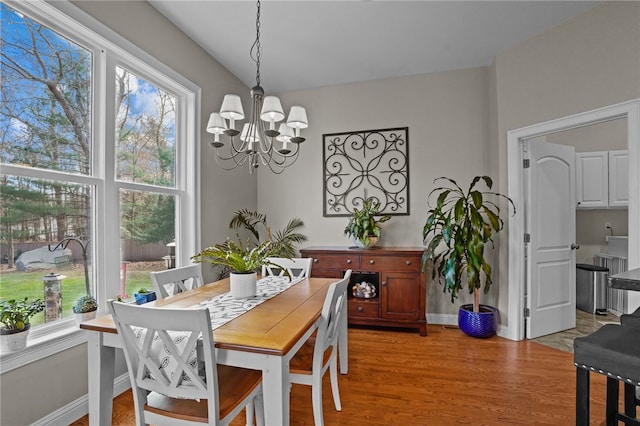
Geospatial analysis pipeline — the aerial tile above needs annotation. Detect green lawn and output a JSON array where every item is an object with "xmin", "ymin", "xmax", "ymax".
[{"xmin": 0, "ymin": 264, "xmax": 155, "ymax": 327}]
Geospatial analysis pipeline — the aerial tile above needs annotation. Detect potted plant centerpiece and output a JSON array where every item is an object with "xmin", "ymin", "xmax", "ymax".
[
  {"xmin": 73, "ymin": 295, "xmax": 98, "ymax": 324},
  {"xmin": 344, "ymin": 198, "xmax": 391, "ymax": 249},
  {"xmin": 422, "ymin": 176, "xmax": 515, "ymax": 338},
  {"xmin": 0, "ymin": 297, "xmax": 45, "ymax": 352},
  {"xmin": 192, "ymin": 239, "xmax": 289, "ymax": 298}
]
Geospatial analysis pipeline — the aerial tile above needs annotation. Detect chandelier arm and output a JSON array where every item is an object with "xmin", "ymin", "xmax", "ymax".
[
  {"xmin": 263, "ymin": 149, "xmax": 300, "ymax": 174},
  {"xmin": 213, "ymin": 149, "xmax": 249, "ymax": 170}
]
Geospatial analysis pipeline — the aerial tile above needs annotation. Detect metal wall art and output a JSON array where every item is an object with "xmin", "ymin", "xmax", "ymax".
[{"xmin": 323, "ymin": 127, "xmax": 409, "ymax": 217}]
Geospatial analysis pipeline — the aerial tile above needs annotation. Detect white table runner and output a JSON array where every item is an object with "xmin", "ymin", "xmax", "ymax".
[{"xmin": 194, "ymin": 275, "xmax": 304, "ymax": 330}]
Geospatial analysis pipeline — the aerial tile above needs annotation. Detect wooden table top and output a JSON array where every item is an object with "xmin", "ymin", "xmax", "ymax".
[{"xmin": 80, "ymin": 276, "xmax": 336, "ymax": 356}]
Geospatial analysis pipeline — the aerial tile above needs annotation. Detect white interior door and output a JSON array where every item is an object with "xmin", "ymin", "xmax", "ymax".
[{"xmin": 526, "ymin": 139, "xmax": 576, "ymax": 339}]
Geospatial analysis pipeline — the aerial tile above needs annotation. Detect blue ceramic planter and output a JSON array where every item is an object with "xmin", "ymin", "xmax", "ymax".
[
  {"xmin": 458, "ymin": 304, "xmax": 497, "ymax": 338},
  {"xmin": 134, "ymin": 291, "xmax": 156, "ymax": 305}
]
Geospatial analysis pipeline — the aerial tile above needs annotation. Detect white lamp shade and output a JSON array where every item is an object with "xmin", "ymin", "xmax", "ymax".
[
  {"xmin": 220, "ymin": 94, "xmax": 245, "ymax": 120},
  {"xmin": 276, "ymin": 124, "xmax": 294, "ymax": 142},
  {"xmin": 260, "ymin": 96, "xmax": 285, "ymax": 123},
  {"xmin": 286, "ymin": 106, "xmax": 308, "ymax": 129},
  {"xmin": 206, "ymin": 113, "xmax": 227, "ymax": 134},
  {"xmin": 240, "ymin": 123, "xmax": 260, "ymax": 143}
]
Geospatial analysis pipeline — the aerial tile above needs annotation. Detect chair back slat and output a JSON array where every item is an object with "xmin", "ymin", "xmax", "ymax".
[
  {"xmin": 314, "ymin": 270, "xmax": 351, "ymax": 368},
  {"xmin": 109, "ymin": 301, "xmax": 221, "ymax": 407},
  {"xmin": 150, "ymin": 264, "xmax": 204, "ymax": 298},
  {"xmin": 262, "ymin": 257, "xmax": 313, "ymax": 279}
]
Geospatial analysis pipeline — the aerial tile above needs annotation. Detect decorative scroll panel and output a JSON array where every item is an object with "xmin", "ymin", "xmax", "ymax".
[{"xmin": 323, "ymin": 127, "xmax": 409, "ymax": 217}]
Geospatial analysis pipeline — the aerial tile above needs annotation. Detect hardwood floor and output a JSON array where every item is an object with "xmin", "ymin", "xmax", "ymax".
[{"xmin": 71, "ymin": 324, "xmax": 609, "ymax": 425}]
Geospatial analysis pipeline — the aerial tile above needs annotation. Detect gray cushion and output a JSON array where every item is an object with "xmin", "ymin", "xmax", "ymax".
[
  {"xmin": 574, "ymin": 324, "xmax": 640, "ymax": 384},
  {"xmin": 621, "ymin": 308, "xmax": 640, "ymax": 329}
]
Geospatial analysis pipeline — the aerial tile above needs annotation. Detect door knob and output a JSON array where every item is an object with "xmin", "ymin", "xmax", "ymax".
[{"xmin": 571, "ymin": 243, "xmax": 580, "ymax": 250}]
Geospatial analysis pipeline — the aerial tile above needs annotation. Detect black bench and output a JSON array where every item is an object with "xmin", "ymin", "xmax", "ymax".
[{"xmin": 574, "ymin": 308, "xmax": 640, "ymax": 425}]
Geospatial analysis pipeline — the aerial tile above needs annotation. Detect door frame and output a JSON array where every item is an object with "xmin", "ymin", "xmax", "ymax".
[{"xmin": 506, "ymin": 99, "xmax": 640, "ymax": 341}]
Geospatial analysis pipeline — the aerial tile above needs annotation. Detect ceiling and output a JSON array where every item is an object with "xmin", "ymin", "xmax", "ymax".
[{"xmin": 149, "ymin": 1, "xmax": 600, "ymax": 94}]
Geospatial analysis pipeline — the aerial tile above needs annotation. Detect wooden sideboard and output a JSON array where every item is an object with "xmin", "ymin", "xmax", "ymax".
[{"xmin": 300, "ymin": 246, "xmax": 427, "ymax": 336}]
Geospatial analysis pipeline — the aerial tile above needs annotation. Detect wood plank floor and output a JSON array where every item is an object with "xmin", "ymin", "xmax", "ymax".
[{"xmin": 71, "ymin": 324, "xmax": 609, "ymax": 425}]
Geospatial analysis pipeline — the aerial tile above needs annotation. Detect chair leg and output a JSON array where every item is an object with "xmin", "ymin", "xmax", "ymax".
[
  {"xmin": 329, "ymin": 356, "xmax": 342, "ymax": 411},
  {"xmin": 312, "ymin": 374, "xmax": 324, "ymax": 426},
  {"xmin": 625, "ymin": 383, "xmax": 637, "ymax": 420},
  {"xmin": 254, "ymin": 392, "xmax": 265, "ymax": 426},
  {"xmin": 576, "ymin": 367, "xmax": 590, "ymax": 426},
  {"xmin": 245, "ymin": 400, "xmax": 254, "ymax": 426},
  {"xmin": 607, "ymin": 377, "xmax": 619, "ymax": 426}
]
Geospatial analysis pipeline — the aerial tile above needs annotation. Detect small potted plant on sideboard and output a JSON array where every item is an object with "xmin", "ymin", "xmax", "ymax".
[{"xmin": 344, "ymin": 198, "xmax": 391, "ymax": 249}]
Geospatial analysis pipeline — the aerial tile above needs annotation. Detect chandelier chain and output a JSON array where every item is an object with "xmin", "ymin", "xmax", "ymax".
[
  {"xmin": 250, "ymin": 0, "xmax": 262, "ymax": 87},
  {"xmin": 208, "ymin": 0, "xmax": 308, "ymax": 174}
]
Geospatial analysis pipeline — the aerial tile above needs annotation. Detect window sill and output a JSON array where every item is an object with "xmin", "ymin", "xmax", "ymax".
[{"xmin": 0, "ymin": 324, "xmax": 88, "ymax": 374}]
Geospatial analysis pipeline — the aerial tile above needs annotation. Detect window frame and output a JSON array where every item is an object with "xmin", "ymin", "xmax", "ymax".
[{"xmin": 0, "ymin": 0, "xmax": 201, "ymax": 372}]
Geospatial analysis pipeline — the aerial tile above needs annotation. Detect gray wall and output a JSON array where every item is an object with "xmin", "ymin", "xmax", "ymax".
[
  {"xmin": 492, "ymin": 0, "xmax": 639, "ymax": 327},
  {"xmin": 2, "ymin": 1, "xmax": 639, "ymax": 424},
  {"xmin": 259, "ymin": 67, "xmax": 494, "ymax": 314}
]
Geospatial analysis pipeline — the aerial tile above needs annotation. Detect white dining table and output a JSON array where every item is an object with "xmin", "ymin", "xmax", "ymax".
[{"xmin": 80, "ymin": 276, "xmax": 339, "ymax": 426}]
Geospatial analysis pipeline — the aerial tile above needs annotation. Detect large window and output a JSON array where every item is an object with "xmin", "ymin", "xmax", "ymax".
[{"xmin": 0, "ymin": 0, "xmax": 199, "ymax": 349}]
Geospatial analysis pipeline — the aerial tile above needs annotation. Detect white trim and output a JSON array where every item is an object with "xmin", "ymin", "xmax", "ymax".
[
  {"xmin": 0, "ymin": 327, "xmax": 87, "ymax": 374},
  {"xmin": 426, "ymin": 313, "xmax": 457, "ymax": 326},
  {"xmin": 507, "ymin": 99, "xmax": 640, "ymax": 341}
]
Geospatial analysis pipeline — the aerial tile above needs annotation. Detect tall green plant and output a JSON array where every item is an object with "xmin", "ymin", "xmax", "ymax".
[{"xmin": 421, "ymin": 176, "xmax": 515, "ymax": 312}]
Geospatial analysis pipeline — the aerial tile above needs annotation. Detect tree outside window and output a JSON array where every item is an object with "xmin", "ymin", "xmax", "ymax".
[{"xmin": 1, "ymin": 3, "xmax": 182, "ymax": 330}]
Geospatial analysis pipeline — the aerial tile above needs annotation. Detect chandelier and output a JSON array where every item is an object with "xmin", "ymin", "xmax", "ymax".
[{"xmin": 206, "ymin": 0, "xmax": 309, "ymax": 174}]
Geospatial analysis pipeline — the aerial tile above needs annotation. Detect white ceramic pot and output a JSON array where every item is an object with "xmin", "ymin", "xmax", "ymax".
[
  {"xmin": 354, "ymin": 236, "xmax": 379, "ymax": 249},
  {"xmin": 0, "ymin": 326, "xmax": 30, "ymax": 353},
  {"xmin": 230, "ymin": 272, "xmax": 257, "ymax": 298},
  {"xmin": 75, "ymin": 310, "xmax": 97, "ymax": 326}
]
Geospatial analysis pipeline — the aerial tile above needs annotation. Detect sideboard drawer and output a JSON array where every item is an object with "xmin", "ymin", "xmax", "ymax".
[
  {"xmin": 360, "ymin": 255, "xmax": 421, "ymax": 272},
  {"xmin": 348, "ymin": 300, "xmax": 380, "ymax": 318},
  {"xmin": 309, "ymin": 254, "xmax": 359, "ymax": 269}
]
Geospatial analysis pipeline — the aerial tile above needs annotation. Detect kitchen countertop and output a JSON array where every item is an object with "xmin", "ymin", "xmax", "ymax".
[{"xmin": 609, "ymin": 268, "xmax": 640, "ymax": 291}]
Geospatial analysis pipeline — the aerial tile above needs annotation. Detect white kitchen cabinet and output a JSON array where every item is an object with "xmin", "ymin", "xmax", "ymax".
[
  {"xmin": 576, "ymin": 151, "xmax": 608, "ymax": 208},
  {"xmin": 608, "ymin": 150, "xmax": 629, "ymax": 207},
  {"xmin": 576, "ymin": 150, "xmax": 628, "ymax": 209}
]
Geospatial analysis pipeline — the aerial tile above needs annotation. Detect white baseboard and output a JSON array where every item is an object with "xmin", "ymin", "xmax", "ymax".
[
  {"xmin": 33, "ymin": 373, "xmax": 131, "ymax": 426},
  {"xmin": 426, "ymin": 313, "xmax": 457, "ymax": 326}
]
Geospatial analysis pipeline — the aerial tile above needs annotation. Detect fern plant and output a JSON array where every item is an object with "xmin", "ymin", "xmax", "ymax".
[{"xmin": 229, "ymin": 209, "xmax": 308, "ymax": 258}]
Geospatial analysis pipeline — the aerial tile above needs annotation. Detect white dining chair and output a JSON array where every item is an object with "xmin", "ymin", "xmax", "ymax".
[
  {"xmin": 108, "ymin": 300, "xmax": 264, "ymax": 426},
  {"xmin": 261, "ymin": 257, "xmax": 313, "ymax": 279},
  {"xmin": 150, "ymin": 264, "xmax": 204, "ymax": 298},
  {"xmin": 289, "ymin": 269, "xmax": 352, "ymax": 426}
]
